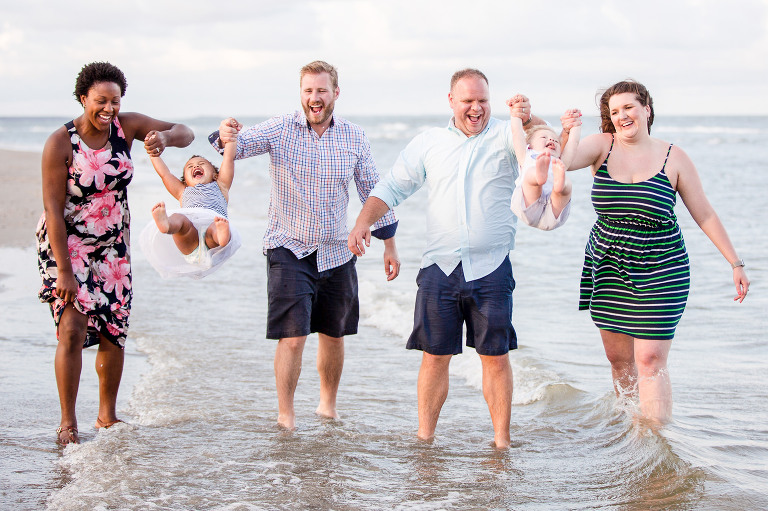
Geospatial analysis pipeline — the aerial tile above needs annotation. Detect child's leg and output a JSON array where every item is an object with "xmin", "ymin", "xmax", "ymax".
[
  {"xmin": 151, "ymin": 202, "xmax": 200, "ymax": 255},
  {"xmin": 521, "ymin": 153, "xmax": 550, "ymax": 207},
  {"xmin": 204, "ymin": 217, "xmax": 231, "ymax": 249},
  {"xmin": 550, "ymin": 159, "xmax": 572, "ymax": 218}
]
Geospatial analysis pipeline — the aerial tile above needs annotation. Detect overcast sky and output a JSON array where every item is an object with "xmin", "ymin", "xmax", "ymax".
[{"xmin": 2, "ymin": 0, "xmax": 767, "ymax": 120}]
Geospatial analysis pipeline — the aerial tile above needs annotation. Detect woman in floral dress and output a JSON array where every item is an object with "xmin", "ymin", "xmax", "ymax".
[{"xmin": 37, "ymin": 62, "xmax": 194, "ymax": 444}]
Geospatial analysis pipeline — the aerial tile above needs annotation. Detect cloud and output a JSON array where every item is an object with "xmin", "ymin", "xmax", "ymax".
[{"xmin": 1, "ymin": 0, "xmax": 767, "ymax": 118}]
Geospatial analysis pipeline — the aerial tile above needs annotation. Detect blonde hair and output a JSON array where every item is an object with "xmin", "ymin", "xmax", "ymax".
[
  {"xmin": 300, "ymin": 60, "xmax": 339, "ymax": 89},
  {"xmin": 525, "ymin": 124, "xmax": 557, "ymax": 145}
]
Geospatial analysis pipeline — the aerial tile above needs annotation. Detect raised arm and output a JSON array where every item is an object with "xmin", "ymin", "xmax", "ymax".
[
  {"xmin": 149, "ymin": 155, "xmax": 185, "ymax": 201},
  {"xmin": 674, "ymin": 147, "xmax": 749, "ymax": 302},
  {"xmin": 117, "ymin": 112, "xmax": 194, "ymax": 154},
  {"xmin": 568, "ymin": 132, "xmax": 612, "ymax": 172},
  {"xmin": 558, "ymin": 109, "xmax": 582, "ymax": 169},
  {"xmin": 216, "ymin": 141, "xmax": 236, "ymax": 200},
  {"xmin": 506, "ymin": 97, "xmax": 529, "ymax": 166}
]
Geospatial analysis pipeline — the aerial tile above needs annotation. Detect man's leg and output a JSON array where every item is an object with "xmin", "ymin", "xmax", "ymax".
[
  {"xmin": 479, "ymin": 353, "xmax": 513, "ymax": 448},
  {"xmin": 274, "ymin": 336, "xmax": 307, "ymax": 429},
  {"xmin": 316, "ymin": 334, "xmax": 344, "ymax": 419},
  {"xmin": 417, "ymin": 352, "xmax": 451, "ymax": 441}
]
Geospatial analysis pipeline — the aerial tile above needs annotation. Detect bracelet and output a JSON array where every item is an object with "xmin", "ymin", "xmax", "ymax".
[
  {"xmin": 731, "ymin": 259, "xmax": 745, "ymax": 269},
  {"xmin": 522, "ymin": 115, "xmax": 533, "ymax": 127}
]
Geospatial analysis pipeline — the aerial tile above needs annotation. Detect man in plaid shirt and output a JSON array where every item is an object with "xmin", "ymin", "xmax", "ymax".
[{"xmin": 212, "ymin": 61, "xmax": 399, "ymax": 429}]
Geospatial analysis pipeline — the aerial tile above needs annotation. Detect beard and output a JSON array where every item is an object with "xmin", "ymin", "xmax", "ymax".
[{"xmin": 302, "ymin": 101, "xmax": 335, "ymax": 127}]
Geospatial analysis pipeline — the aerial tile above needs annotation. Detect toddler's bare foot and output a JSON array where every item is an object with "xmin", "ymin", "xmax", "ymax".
[
  {"xmin": 535, "ymin": 151, "xmax": 551, "ymax": 186},
  {"xmin": 152, "ymin": 202, "xmax": 170, "ymax": 233},
  {"xmin": 213, "ymin": 217, "xmax": 231, "ymax": 248},
  {"xmin": 552, "ymin": 158, "xmax": 566, "ymax": 194}
]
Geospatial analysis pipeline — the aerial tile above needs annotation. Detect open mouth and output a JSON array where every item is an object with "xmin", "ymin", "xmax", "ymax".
[
  {"xmin": 193, "ymin": 169, "xmax": 204, "ymax": 179},
  {"xmin": 310, "ymin": 104, "xmax": 323, "ymax": 115}
]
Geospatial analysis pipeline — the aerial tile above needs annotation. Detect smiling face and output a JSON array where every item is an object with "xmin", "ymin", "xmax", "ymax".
[
  {"xmin": 528, "ymin": 127, "xmax": 562, "ymax": 158},
  {"xmin": 80, "ymin": 81, "xmax": 122, "ymax": 132},
  {"xmin": 182, "ymin": 156, "xmax": 217, "ymax": 186},
  {"xmin": 449, "ymin": 75, "xmax": 490, "ymax": 137},
  {"xmin": 300, "ymin": 72, "xmax": 339, "ymax": 130},
  {"xmin": 608, "ymin": 92, "xmax": 652, "ymax": 138}
]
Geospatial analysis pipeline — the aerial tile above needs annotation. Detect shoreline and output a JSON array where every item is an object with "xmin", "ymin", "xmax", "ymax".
[{"xmin": 1, "ymin": 149, "xmax": 42, "ymax": 248}]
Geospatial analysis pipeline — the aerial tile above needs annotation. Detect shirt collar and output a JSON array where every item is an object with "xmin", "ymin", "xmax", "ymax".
[
  {"xmin": 447, "ymin": 116, "xmax": 491, "ymax": 138},
  {"xmin": 295, "ymin": 110, "xmax": 336, "ymax": 131}
]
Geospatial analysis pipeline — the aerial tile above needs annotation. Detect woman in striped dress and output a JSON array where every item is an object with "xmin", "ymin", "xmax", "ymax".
[{"xmin": 569, "ymin": 80, "xmax": 750, "ymax": 424}]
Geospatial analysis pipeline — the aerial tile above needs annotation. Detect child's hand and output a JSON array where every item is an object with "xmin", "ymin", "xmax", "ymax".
[
  {"xmin": 219, "ymin": 118, "xmax": 242, "ymax": 145},
  {"xmin": 560, "ymin": 109, "xmax": 582, "ymax": 133},
  {"xmin": 144, "ymin": 130, "xmax": 166, "ymax": 156}
]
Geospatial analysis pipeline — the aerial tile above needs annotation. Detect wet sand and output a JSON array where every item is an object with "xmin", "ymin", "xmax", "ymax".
[{"xmin": 1, "ymin": 149, "xmax": 42, "ymax": 248}]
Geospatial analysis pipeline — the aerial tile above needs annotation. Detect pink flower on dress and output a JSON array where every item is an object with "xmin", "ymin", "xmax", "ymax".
[
  {"xmin": 74, "ymin": 145, "xmax": 122, "ymax": 190},
  {"xmin": 114, "ymin": 118, "xmax": 125, "ymax": 139},
  {"xmin": 100, "ymin": 253, "xmax": 131, "ymax": 297},
  {"xmin": 112, "ymin": 151, "xmax": 134, "ymax": 178},
  {"xmin": 75, "ymin": 284, "xmax": 99, "ymax": 311},
  {"xmin": 82, "ymin": 192, "xmax": 122, "ymax": 237},
  {"xmin": 67, "ymin": 235, "xmax": 97, "ymax": 274}
]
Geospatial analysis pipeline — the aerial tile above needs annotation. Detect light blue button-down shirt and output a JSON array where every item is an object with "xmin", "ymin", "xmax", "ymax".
[{"xmin": 371, "ymin": 116, "xmax": 520, "ymax": 281}]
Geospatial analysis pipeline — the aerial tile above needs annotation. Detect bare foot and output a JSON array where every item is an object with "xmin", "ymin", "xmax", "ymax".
[
  {"xmin": 534, "ymin": 151, "xmax": 551, "ymax": 186},
  {"xmin": 152, "ymin": 202, "xmax": 170, "ymax": 233},
  {"xmin": 277, "ymin": 413, "xmax": 296, "ymax": 430},
  {"xmin": 552, "ymin": 158, "xmax": 566, "ymax": 194},
  {"xmin": 212, "ymin": 217, "xmax": 231, "ymax": 248},
  {"xmin": 315, "ymin": 404, "xmax": 339, "ymax": 420}
]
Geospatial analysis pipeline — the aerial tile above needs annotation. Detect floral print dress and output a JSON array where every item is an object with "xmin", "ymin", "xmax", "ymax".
[{"xmin": 37, "ymin": 118, "xmax": 134, "ymax": 348}]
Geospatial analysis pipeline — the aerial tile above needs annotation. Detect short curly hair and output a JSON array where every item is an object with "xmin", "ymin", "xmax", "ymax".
[{"xmin": 73, "ymin": 62, "xmax": 127, "ymax": 103}]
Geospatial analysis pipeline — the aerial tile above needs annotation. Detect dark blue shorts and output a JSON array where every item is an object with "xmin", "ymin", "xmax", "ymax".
[
  {"xmin": 266, "ymin": 247, "xmax": 358, "ymax": 340},
  {"xmin": 406, "ymin": 257, "xmax": 517, "ymax": 356}
]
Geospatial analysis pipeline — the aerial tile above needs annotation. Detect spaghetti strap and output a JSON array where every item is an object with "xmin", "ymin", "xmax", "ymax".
[
  {"xmin": 661, "ymin": 143, "xmax": 673, "ymax": 171},
  {"xmin": 598, "ymin": 135, "xmax": 615, "ymax": 171}
]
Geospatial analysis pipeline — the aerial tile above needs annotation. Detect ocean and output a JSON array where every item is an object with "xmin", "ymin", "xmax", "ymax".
[{"xmin": 1, "ymin": 114, "xmax": 766, "ymax": 510}]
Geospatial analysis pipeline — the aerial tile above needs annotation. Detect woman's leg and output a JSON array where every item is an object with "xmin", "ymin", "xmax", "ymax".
[
  {"xmin": 55, "ymin": 304, "xmax": 88, "ymax": 443},
  {"xmin": 634, "ymin": 339, "xmax": 673, "ymax": 424},
  {"xmin": 94, "ymin": 336, "xmax": 125, "ymax": 428},
  {"xmin": 600, "ymin": 329, "xmax": 638, "ymax": 397}
]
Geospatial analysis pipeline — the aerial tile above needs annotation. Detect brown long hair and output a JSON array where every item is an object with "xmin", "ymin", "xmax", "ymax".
[{"xmin": 597, "ymin": 79, "xmax": 654, "ymax": 134}]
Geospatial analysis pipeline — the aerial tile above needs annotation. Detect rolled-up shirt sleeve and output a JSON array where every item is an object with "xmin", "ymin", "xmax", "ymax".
[{"xmin": 371, "ymin": 133, "xmax": 427, "ymax": 209}]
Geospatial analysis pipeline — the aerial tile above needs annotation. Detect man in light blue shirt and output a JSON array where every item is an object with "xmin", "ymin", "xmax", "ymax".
[{"xmin": 348, "ymin": 69, "xmax": 545, "ymax": 448}]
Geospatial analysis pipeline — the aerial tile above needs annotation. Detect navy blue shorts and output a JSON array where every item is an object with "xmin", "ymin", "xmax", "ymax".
[
  {"xmin": 266, "ymin": 247, "xmax": 359, "ymax": 340},
  {"xmin": 406, "ymin": 257, "xmax": 517, "ymax": 356}
]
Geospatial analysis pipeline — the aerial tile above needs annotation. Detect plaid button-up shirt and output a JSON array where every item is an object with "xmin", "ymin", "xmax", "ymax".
[{"xmin": 211, "ymin": 111, "xmax": 397, "ymax": 271}]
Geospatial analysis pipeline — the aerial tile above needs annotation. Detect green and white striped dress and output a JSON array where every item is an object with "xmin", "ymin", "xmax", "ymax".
[{"xmin": 579, "ymin": 139, "xmax": 690, "ymax": 340}]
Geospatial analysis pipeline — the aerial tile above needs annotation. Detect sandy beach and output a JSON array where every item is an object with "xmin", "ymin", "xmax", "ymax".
[{"xmin": 1, "ymin": 149, "xmax": 42, "ymax": 248}]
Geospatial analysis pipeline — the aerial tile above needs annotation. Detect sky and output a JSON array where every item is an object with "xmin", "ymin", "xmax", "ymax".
[{"xmin": 1, "ymin": 0, "xmax": 767, "ymax": 120}]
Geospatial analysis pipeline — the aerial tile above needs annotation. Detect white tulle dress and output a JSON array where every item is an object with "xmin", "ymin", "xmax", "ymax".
[{"xmin": 140, "ymin": 183, "xmax": 242, "ymax": 279}]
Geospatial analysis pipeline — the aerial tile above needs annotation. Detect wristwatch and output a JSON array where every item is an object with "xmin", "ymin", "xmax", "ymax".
[{"xmin": 731, "ymin": 259, "xmax": 745, "ymax": 269}]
